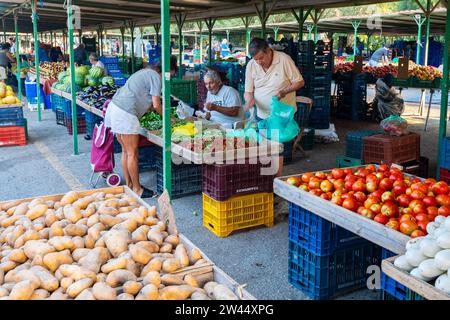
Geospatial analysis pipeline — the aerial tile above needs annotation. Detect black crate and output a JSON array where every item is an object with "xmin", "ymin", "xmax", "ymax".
[
  {"xmin": 55, "ymin": 108, "xmax": 66, "ymax": 126},
  {"xmin": 283, "ymin": 140, "xmax": 294, "ymax": 163},
  {"xmin": 308, "ymin": 105, "xmax": 330, "ymax": 130},
  {"xmin": 300, "ymin": 128, "xmax": 315, "ymax": 150},
  {"xmin": 298, "ymin": 40, "xmax": 315, "ymax": 53}
]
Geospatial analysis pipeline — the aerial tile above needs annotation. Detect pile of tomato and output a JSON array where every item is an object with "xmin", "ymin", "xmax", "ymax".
[{"xmin": 286, "ymin": 164, "xmax": 450, "ymax": 238}]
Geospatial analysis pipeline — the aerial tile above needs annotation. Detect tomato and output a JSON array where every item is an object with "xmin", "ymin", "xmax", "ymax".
[
  {"xmin": 411, "ymin": 230, "xmax": 426, "ymax": 238},
  {"xmin": 374, "ymin": 213, "xmax": 389, "ymax": 225},
  {"xmin": 411, "ymin": 177, "xmax": 422, "ymax": 184},
  {"xmin": 320, "ymin": 180, "xmax": 334, "ymax": 193},
  {"xmin": 345, "ymin": 174, "xmax": 357, "ymax": 182},
  {"xmin": 438, "ymin": 205, "xmax": 450, "ymax": 217},
  {"xmin": 385, "ymin": 220, "xmax": 400, "ymax": 231},
  {"xmin": 389, "ymin": 172, "xmax": 404, "ymax": 181},
  {"xmin": 370, "ymin": 203, "xmax": 382, "ymax": 214},
  {"xmin": 424, "ymin": 178, "xmax": 437, "ymax": 185},
  {"xmin": 299, "ymin": 185, "xmax": 309, "ymax": 191},
  {"xmin": 402, "ymin": 207, "xmax": 413, "ymax": 216},
  {"xmin": 381, "ymin": 201, "xmax": 399, "ymax": 217},
  {"xmin": 408, "ymin": 200, "xmax": 424, "ymax": 210},
  {"xmin": 400, "ymin": 220, "xmax": 419, "ymax": 236},
  {"xmin": 393, "ymin": 184, "xmax": 407, "ymax": 196},
  {"xmin": 331, "ymin": 168, "xmax": 345, "ymax": 179},
  {"xmin": 342, "ymin": 198, "xmax": 358, "ymax": 212},
  {"xmin": 427, "ymin": 206, "xmax": 439, "ymax": 220},
  {"xmin": 320, "ymin": 193, "xmax": 331, "ymax": 200},
  {"xmin": 361, "ymin": 208, "xmax": 376, "ymax": 220},
  {"xmin": 379, "ymin": 178, "xmax": 394, "ymax": 191},
  {"xmin": 397, "ymin": 194, "xmax": 412, "ymax": 207},
  {"xmin": 301, "ymin": 172, "xmax": 314, "ymax": 183},
  {"xmin": 375, "ymin": 172, "xmax": 386, "ymax": 180},
  {"xmin": 355, "ymin": 168, "xmax": 370, "ymax": 178},
  {"xmin": 344, "ymin": 179, "xmax": 355, "ymax": 191},
  {"xmin": 366, "ymin": 164, "xmax": 376, "ymax": 172},
  {"xmin": 378, "ymin": 164, "xmax": 389, "ymax": 172},
  {"xmin": 410, "ymin": 190, "xmax": 426, "ymax": 200},
  {"xmin": 357, "ymin": 206, "xmax": 365, "ymax": 215},
  {"xmin": 309, "ymin": 189, "xmax": 323, "ymax": 196},
  {"xmin": 333, "ymin": 179, "xmax": 345, "ymax": 191},
  {"xmin": 353, "ymin": 191, "xmax": 367, "ymax": 203},
  {"xmin": 432, "ymin": 181, "xmax": 449, "ymax": 195},
  {"xmin": 315, "ymin": 171, "xmax": 326, "ymax": 179},
  {"xmin": 366, "ymin": 173, "xmax": 379, "ymax": 183},
  {"xmin": 364, "ymin": 197, "xmax": 379, "ymax": 209},
  {"xmin": 371, "ymin": 190, "xmax": 384, "ymax": 201},
  {"xmin": 381, "ymin": 191, "xmax": 396, "ymax": 203},
  {"xmin": 308, "ymin": 178, "xmax": 321, "ymax": 190},
  {"xmin": 287, "ymin": 177, "xmax": 301, "ymax": 187},
  {"xmin": 399, "ymin": 214, "xmax": 416, "ymax": 224},
  {"xmin": 331, "ymin": 195, "xmax": 344, "ymax": 206},
  {"xmin": 414, "ymin": 213, "xmax": 429, "ymax": 223},
  {"xmin": 413, "ymin": 203, "xmax": 427, "ymax": 216},
  {"xmin": 326, "ymin": 174, "xmax": 334, "ymax": 182},
  {"xmin": 352, "ymin": 180, "xmax": 366, "ymax": 193},
  {"xmin": 411, "ymin": 183, "xmax": 429, "ymax": 195},
  {"xmin": 343, "ymin": 168, "xmax": 354, "ymax": 176},
  {"xmin": 436, "ymin": 194, "xmax": 450, "ymax": 206},
  {"xmin": 418, "ymin": 220, "xmax": 429, "ymax": 233},
  {"xmin": 366, "ymin": 181, "xmax": 378, "ymax": 193},
  {"xmin": 421, "ymin": 196, "xmax": 436, "ymax": 207},
  {"xmin": 406, "ymin": 188, "xmax": 412, "ymax": 196}
]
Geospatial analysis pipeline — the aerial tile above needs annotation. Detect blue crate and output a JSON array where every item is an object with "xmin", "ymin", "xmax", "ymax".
[
  {"xmin": 62, "ymin": 100, "xmax": 85, "ymax": 118},
  {"xmin": 345, "ymin": 130, "xmax": 381, "ymax": 160},
  {"xmin": 108, "ymin": 70, "xmax": 123, "ymax": 77},
  {"xmin": 55, "ymin": 108, "xmax": 65, "ymax": 126},
  {"xmin": 44, "ymin": 94, "xmax": 52, "ymax": 110},
  {"xmin": 381, "ymin": 248, "xmax": 408, "ymax": 300},
  {"xmin": 114, "ymin": 77, "xmax": 127, "ymax": 87},
  {"xmin": 24, "ymin": 80, "xmax": 45, "ymax": 102},
  {"xmin": 85, "ymin": 112, "xmax": 103, "ymax": 138},
  {"xmin": 288, "ymin": 240, "xmax": 381, "ymax": 300},
  {"xmin": 440, "ymin": 137, "xmax": 450, "ymax": 170},
  {"xmin": 0, "ymin": 117, "xmax": 26, "ymax": 127},
  {"xmin": 51, "ymin": 94, "xmax": 71, "ymax": 112},
  {"xmin": 288, "ymin": 203, "xmax": 368, "ymax": 256},
  {"xmin": 295, "ymin": 101, "xmax": 310, "ymax": 128},
  {"xmin": 113, "ymin": 136, "xmax": 122, "ymax": 153},
  {"xmin": 0, "ymin": 106, "xmax": 24, "ymax": 125},
  {"xmin": 311, "ymin": 95, "xmax": 331, "ymax": 109},
  {"xmin": 100, "ymin": 56, "xmax": 119, "ymax": 64}
]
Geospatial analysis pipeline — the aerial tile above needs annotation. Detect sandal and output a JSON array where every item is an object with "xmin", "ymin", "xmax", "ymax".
[{"xmin": 140, "ymin": 187, "xmax": 157, "ymax": 199}]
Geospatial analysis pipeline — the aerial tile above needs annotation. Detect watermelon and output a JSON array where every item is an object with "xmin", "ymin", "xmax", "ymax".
[
  {"xmin": 65, "ymin": 84, "xmax": 80, "ymax": 93},
  {"xmin": 89, "ymin": 66, "xmax": 104, "ymax": 79},
  {"xmin": 75, "ymin": 65, "xmax": 90, "ymax": 76},
  {"xmin": 58, "ymin": 71, "xmax": 68, "ymax": 82},
  {"xmin": 54, "ymin": 83, "xmax": 67, "ymax": 91},
  {"xmin": 62, "ymin": 76, "xmax": 71, "ymax": 86},
  {"xmin": 85, "ymin": 75, "xmax": 98, "ymax": 87},
  {"xmin": 101, "ymin": 76, "xmax": 115, "ymax": 87},
  {"xmin": 75, "ymin": 74, "xmax": 86, "ymax": 87}
]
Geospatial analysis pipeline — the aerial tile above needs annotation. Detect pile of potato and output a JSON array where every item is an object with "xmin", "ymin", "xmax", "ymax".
[{"xmin": 0, "ymin": 191, "xmax": 239, "ymax": 300}]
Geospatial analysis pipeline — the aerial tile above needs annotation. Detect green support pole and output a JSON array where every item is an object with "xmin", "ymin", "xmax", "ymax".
[
  {"xmin": 437, "ymin": 4, "xmax": 450, "ymax": 179},
  {"xmin": 205, "ymin": 18, "xmax": 216, "ymax": 66},
  {"xmin": 175, "ymin": 14, "xmax": 186, "ymax": 79},
  {"xmin": 63, "ymin": 30, "xmax": 67, "ymax": 55},
  {"xmin": 196, "ymin": 21, "xmax": 203, "ymax": 64},
  {"xmin": 68, "ymin": 3, "xmax": 78, "ymax": 155},
  {"xmin": 246, "ymin": 29, "xmax": 252, "ymax": 56},
  {"xmin": 352, "ymin": 20, "xmax": 361, "ymax": 56},
  {"xmin": 414, "ymin": 14, "xmax": 425, "ymax": 64},
  {"xmin": 273, "ymin": 27, "xmax": 279, "ymax": 41},
  {"xmin": 307, "ymin": 24, "xmax": 314, "ymax": 40},
  {"xmin": 31, "ymin": 0, "xmax": 41, "ymax": 122},
  {"xmin": 161, "ymin": 0, "xmax": 172, "ymax": 196},
  {"xmin": 14, "ymin": 13, "xmax": 22, "ymax": 100},
  {"xmin": 226, "ymin": 30, "xmax": 230, "ymax": 42},
  {"xmin": 424, "ymin": 0, "xmax": 432, "ymax": 66},
  {"xmin": 128, "ymin": 21, "xmax": 136, "ymax": 74},
  {"xmin": 120, "ymin": 25, "xmax": 125, "ymax": 60},
  {"xmin": 153, "ymin": 23, "xmax": 160, "ymax": 46}
]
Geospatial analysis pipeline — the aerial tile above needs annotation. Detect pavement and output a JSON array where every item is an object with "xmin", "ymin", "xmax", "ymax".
[{"xmin": 0, "ymin": 91, "xmax": 444, "ymax": 299}]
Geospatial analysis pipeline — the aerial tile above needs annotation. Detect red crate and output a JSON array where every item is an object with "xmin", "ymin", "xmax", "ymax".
[
  {"xmin": 202, "ymin": 162, "xmax": 275, "ymax": 201},
  {"xmin": 440, "ymin": 168, "xmax": 450, "ymax": 184},
  {"xmin": 0, "ymin": 126, "xmax": 26, "ymax": 147},
  {"xmin": 363, "ymin": 133, "xmax": 420, "ymax": 165},
  {"xmin": 65, "ymin": 117, "xmax": 87, "ymax": 135}
]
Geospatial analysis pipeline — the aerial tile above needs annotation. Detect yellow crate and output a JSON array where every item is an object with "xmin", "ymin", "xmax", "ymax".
[{"xmin": 202, "ymin": 192, "xmax": 274, "ymax": 237}]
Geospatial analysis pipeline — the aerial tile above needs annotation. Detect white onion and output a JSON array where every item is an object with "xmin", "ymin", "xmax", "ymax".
[
  {"xmin": 410, "ymin": 267, "xmax": 435, "ymax": 282},
  {"xmin": 418, "ymin": 259, "xmax": 445, "ymax": 278},
  {"xmin": 435, "ymin": 250, "xmax": 450, "ymax": 271},
  {"xmin": 437, "ymin": 232, "xmax": 450, "ymax": 249},
  {"xmin": 405, "ymin": 248, "xmax": 428, "ymax": 267},
  {"xmin": 394, "ymin": 255, "xmax": 414, "ymax": 272},
  {"xmin": 420, "ymin": 238, "xmax": 443, "ymax": 258}
]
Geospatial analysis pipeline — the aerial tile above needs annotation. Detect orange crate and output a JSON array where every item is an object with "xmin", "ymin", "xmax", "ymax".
[
  {"xmin": 0, "ymin": 126, "xmax": 26, "ymax": 147},
  {"xmin": 363, "ymin": 133, "xmax": 420, "ymax": 165}
]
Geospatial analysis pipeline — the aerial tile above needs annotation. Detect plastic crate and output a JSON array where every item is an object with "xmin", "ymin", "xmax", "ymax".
[
  {"xmin": 288, "ymin": 203, "xmax": 368, "ymax": 256},
  {"xmin": 55, "ymin": 108, "xmax": 66, "ymax": 126},
  {"xmin": 283, "ymin": 140, "xmax": 294, "ymax": 163},
  {"xmin": 439, "ymin": 136, "xmax": 450, "ymax": 170},
  {"xmin": 65, "ymin": 116, "xmax": 86, "ymax": 135},
  {"xmin": 0, "ymin": 126, "xmax": 26, "ymax": 147},
  {"xmin": 295, "ymin": 99, "xmax": 311, "ymax": 128},
  {"xmin": 113, "ymin": 136, "xmax": 122, "ymax": 153},
  {"xmin": 398, "ymin": 156, "xmax": 429, "ymax": 178},
  {"xmin": 308, "ymin": 104, "xmax": 330, "ymax": 130},
  {"xmin": 138, "ymin": 145, "xmax": 158, "ymax": 172},
  {"xmin": 345, "ymin": 130, "xmax": 382, "ymax": 160},
  {"xmin": 155, "ymin": 151, "xmax": 202, "ymax": 198},
  {"xmin": 85, "ymin": 112, "xmax": 103, "ymax": 138},
  {"xmin": 298, "ymin": 40, "xmax": 315, "ymax": 53},
  {"xmin": 363, "ymin": 133, "xmax": 420, "ymax": 165},
  {"xmin": 0, "ymin": 106, "xmax": 24, "ymax": 125},
  {"xmin": 113, "ymin": 77, "xmax": 127, "ymax": 87},
  {"xmin": 100, "ymin": 56, "xmax": 119, "ymax": 64},
  {"xmin": 441, "ymin": 168, "xmax": 450, "ymax": 184},
  {"xmin": 300, "ymin": 128, "xmax": 314, "ymax": 151},
  {"xmin": 380, "ymin": 248, "xmax": 408, "ymax": 300},
  {"xmin": 202, "ymin": 162, "xmax": 275, "ymax": 202},
  {"xmin": 51, "ymin": 94, "xmax": 69, "ymax": 112},
  {"xmin": 288, "ymin": 240, "xmax": 381, "ymax": 300},
  {"xmin": 202, "ymin": 192, "xmax": 274, "ymax": 238},
  {"xmin": 171, "ymin": 79, "xmax": 197, "ymax": 105},
  {"xmin": 336, "ymin": 155, "xmax": 362, "ymax": 168},
  {"xmin": 62, "ymin": 101, "xmax": 85, "ymax": 118}
]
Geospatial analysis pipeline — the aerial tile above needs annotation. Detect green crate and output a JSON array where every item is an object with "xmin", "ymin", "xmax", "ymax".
[
  {"xmin": 411, "ymin": 77, "xmax": 434, "ymax": 89},
  {"xmin": 336, "ymin": 155, "xmax": 362, "ymax": 168},
  {"xmin": 406, "ymin": 289, "xmax": 425, "ymax": 300},
  {"xmin": 392, "ymin": 78, "xmax": 411, "ymax": 88},
  {"xmin": 170, "ymin": 79, "xmax": 197, "ymax": 105}
]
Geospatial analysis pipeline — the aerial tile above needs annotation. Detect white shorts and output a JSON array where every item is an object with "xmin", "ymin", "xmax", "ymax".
[{"xmin": 104, "ymin": 101, "xmax": 141, "ymax": 135}]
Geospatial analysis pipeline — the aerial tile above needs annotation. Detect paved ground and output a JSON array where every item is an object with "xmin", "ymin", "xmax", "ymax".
[{"xmin": 0, "ymin": 91, "xmax": 445, "ymax": 300}]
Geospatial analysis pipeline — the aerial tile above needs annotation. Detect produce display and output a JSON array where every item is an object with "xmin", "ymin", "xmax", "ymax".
[
  {"xmin": 285, "ymin": 164, "xmax": 450, "ymax": 237},
  {"xmin": 52, "ymin": 66, "xmax": 114, "ymax": 93},
  {"xmin": 363, "ymin": 65, "xmax": 398, "ymax": 78},
  {"xmin": 0, "ymin": 190, "xmax": 242, "ymax": 300},
  {"xmin": 76, "ymin": 84, "xmax": 117, "ymax": 111},
  {"xmin": 30, "ymin": 62, "xmax": 65, "ymax": 79},
  {"xmin": 394, "ymin": 217, "xmax": 450, "ymax": 294},
  {"xmin": 408, "ymin": 64, "xmax": 443, "ymax": 81},
  {"xmin": 0, "ymin": 82, "xmax": 21, "ymax": 105}
]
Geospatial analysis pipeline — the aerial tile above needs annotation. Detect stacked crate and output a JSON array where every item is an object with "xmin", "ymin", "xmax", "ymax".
[
  {"xmin": 336, "ymin": 73, "xmax": 368, "ymax": 121},
  {"xmin": 297, "ymin": 40, "xmax": 333, "ymax": 130},
  {"xmin": 84, "ymin": 111, "xmax": 103, "ymax": 138},
  {"xmin": 202, "ymin": 161, "xmax": 275, "ymax": 237},
  {"xmin": 112, "ymin": 135, "xmax": 159, "ymax": 172},
  {"xmin": 51, "ymin": 94, "xmax": 70, "ymax": 126},
  {"xmin": 0, "ymin": 105, "xmax": 27, "ymax": 147},
  {"xmin": 295, "ymin": 98, "xmax": 315, "ymax": 153},
  {"xmin": 61, "ymin": 100, "xmax": 86, "ymax": 135},
  {"xmin": 171, "ymin": 79, "xmax": 197, "ymax": 105},
  {"xmin": 439, "ymin": 137, "xmax": 450, "ymax": 183},
  {"xmin": 287, "ymin": 203, "xmax": 381, "ymax": 299},
  {"xmin": 100, "ymin": 56, "xmax": 128, "ymax": 87}
]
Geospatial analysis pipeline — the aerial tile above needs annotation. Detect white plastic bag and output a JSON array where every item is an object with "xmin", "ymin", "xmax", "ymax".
[{"xmin": 176, "ymin": 101, "xmax": 195, "ymax": 119}]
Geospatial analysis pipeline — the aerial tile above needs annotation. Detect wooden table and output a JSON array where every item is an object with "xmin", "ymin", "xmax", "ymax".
[
  {"xmin": 382, "ymin": 256, "xmax": 450, "ymax": 300},
  {"xmin": 274, "ymin": 172, "xmax": 410, "ymax": 254}
]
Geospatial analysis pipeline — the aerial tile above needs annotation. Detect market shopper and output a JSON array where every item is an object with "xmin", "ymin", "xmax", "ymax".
[
  {"xmin": 105, "ymin": 55, "xmax": 178, "ymax": 198},
  {"xmin": 74, "ymin": 43, "xmax": 87, "ymax": 65},
  {"xmin": 202, "ymin": 70, "xmax": 243, "ymax": 129},
  {"xmin": 89, "ymin": 53, "xmax": 108, "ymax": 75},
  {"xmin": 369, "ymin": 44, "xmax": 391, "ymax": 67}
]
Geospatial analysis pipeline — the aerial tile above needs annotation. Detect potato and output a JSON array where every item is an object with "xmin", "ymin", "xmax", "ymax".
[
  {"xmin": 75, "ymin": 288, "xmax": 96, "ymax": 300},
  {"xmin": 50, "ymin": 223, "xmax": 64, "ymax": 238},
  {"xmin": 159, "ymin": 243, "xmax": 173, "ymax": 253},
  {"xmin": 30, "ymin": 289, "xmax": 50, "ymax": 300},
  {"xmin": 31, "ymin": 255, "xmax": 45, "ymax": 268},
  {"xmin": 191, "ymin": 291, "xmax": 211, "ymax": 300},
  {"xmin": 9, "ymin": 280, "xmax": 37, "ymax": 300},
  {"xmin": 147, "ymin": 229, "xmax": 163, "ymax": 245},
  {"xmin": 101, "ymin": 257, "xmax": 128, "ymax": 274},
  {"xmin": 96, "ymin": 273, "xmax": 107, "ymax": 283},
  {"xmin": 129, "ymin": 244, "xmax": 152, "ymax": 265},
  {"xmin": 131, "ymin": 225, "xmax": 150, "ymax": 243},
  {"xmin": 212, "ymin": 284, "xmax": 239, "ymax": 300},
  {"xmin": 67, "ymin": 278, "xmax": 94, "ymax": 298},
  {"xmin": 87, "ymin": 214, "xmax": 100, "ymax": 227},
  {"xmin": 26, "ymin": 204, "xmax": 48, "ymax": 220},
  {"xmin": 48, "ymin": 236, "xmax": 75, "ymax": 251},
  {"xmin": 64, "ymin": 224, "xmax": 88, "ymax": 237},
  {"xmin": 60, "ymin": 277, "xmax": 74, "ymax": 291},
  {"xmin": 92, "ymin": 282, "xmax": 117, "ymax": 300},
  {"xmin": 28, "ymin": 266, "xmax": 59, "ymax": 292},
  {"xmin": 189, "ymin": 248, "xmax": 203, "ymax": 265},
  {"xmin": 58, "ymin": 264, "xmax": 97, "ymax": 282},
  {"xmin": 28, "ymin": 198, "xmax": 44, "ymax": 208},
  {"xmin": 53, "ymin": 202, "xmax": 63, "ymax": 211},
  {"xmin": 13, "ymin": 203, "xmax": 29, "ymax": 216},
  {"xmin": 139, "ymin": 284, "xmax": 158, "ymax": 300},
  {"xmin": 63, "ymin": 205, "xmax": 82, "ymax": 224},
  {"xmin": 2, "ymin": 282, "xmax": 15, "ymax": 291},
  {"xmin": 83, "ymin": 205, "xmax": 96, "ymax": 219},
  {"xmin": 195, "ymin": 259, "xmax": 208, "ymax": 266},
  {"xmin": 9, "ymin": 248, "xmax": 27, "ymax": 263},
  {"xmin": 135, "ymin": 241, "xmax": 159, "ymax": 253},
  {"xmin": 84, "ymin": 235, "xmax": 95, "ymax": 249},
  {"xmin": 141, "ymin": 258, "xmax": 163, "ymax": 277},
  {"xmin": 97, "ymin": 206, "xmax": 119, "ymax": 216},
  {"xmin": 0, "ymin": 261, "xmax": 17, "ymax": 273},
  {"xmin": 117, "ymin": 293, "xmax": 134, "ymax": 300},
  {"xmin": 124, "ymin": 256, "xmax": 140, "ymax": 277},
  {"xmin": 0, "ymin": 269, "xmax": 3, "ymax": 285},
  {"xmin": 204, "ymin": 282, "xmax": 218, "ymax": 298},
  {"xmin": 0, "ymin": 287, "xmax": 9, "ymax": 298},
  {"xmin": 143, "ymin": 271, "xmax": 161, "ymax": 287},
  {"xmin": 1, "ymin": 200, "xmax": 21, "ymax": 212},
  {"xmin": 144, "ymin": 217, "xmax": 158, "ymax": 227},
  {"xmin": 60, "ymin": 191, "xmax": 79, "ymax": 206},
  {"xmin": 73, "ymin": 196, "xmax": 94, "ymax": 210},
  {"xmin": 122, "ymin": 280, "xmax": 142, "ymax": 296},
  {"xmin": 1, "ymin": 216, "xmax": 21, "ymax": 228},
  {"xmin": 43, "ymin": 250, "xmax": 73, "ymax": 272},
  {"xmin": 72, "ymin": 248, "xmax": 90, "ymax": 262},
  {"xmin": 148, "ymin": 206, "xmax": 157, "ymax": 217},
  {"xmin": 104, "ymin": 229, "xmax": 130, "ymax": 257},
  {"xmin": 184, "ymin": 274, "xmax": 199, "ymax": 288},
  {"xmin": 106, "ymin": 269, "xmax": 137, "ymax": 287},
  {"xmin": 6, "ymin": 269, "xmax": 40, "ymax": 288},
  {"xmin": 72, "ymin": 236, "xmax": 85, "ymax": 249},
  {"xmin": 164, "ymin": 234, "xmax": 180, "ymax": 247},
  {"xmin": 152, "ymin": 253, "xmax": 174, "ymax": 259},
  {"xmin": 160, "ymin": 274, "xmax": 184, "ymax": 286},
  {"xmin": 99, "ymin": 214, "xmax": 122, "ymax": 228},
  {"xmin": 44, "ymin": 212, "xmax": 59, "ymax": 227},
  {"xmin": 79, "ymin": 247, "xmax": 110, "ymax": 273},
  {"xmin": 95, "ymin": 237, "xmax": 106, "ymax": 248},
  {"xmin": 159, "ymin": 285, "xmax": 194, "ymax": 300},
  {"xmin": 48, "ymin": 290, "xmax": 68, "ymax": 300},
  {"xmin": 113, "ymin": 219, "xmax": 138, "ymax": 233},
  {"xmin": 162, "ymin": 258, "xmax": 181, "ymax": 273}
]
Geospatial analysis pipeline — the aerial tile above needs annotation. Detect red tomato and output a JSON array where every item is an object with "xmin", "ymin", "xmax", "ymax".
[
  {"xmin": 333, "ymin": 179, "xmax": 345, "ymax": 191},
  {"xmin": 397, "ymin": 194, "xmax": 412, "ymax": 207},
  {"xmin": 427, "ymin": 206, "xmax": 439, "ymax": 221},
  {"xmin": 385, "ymin": 220, "xmax": 400, "ymax": 231},
  {"xmin": 320, "ymin": 180, "xmax": 334, "ymax": 193},
  {"xmin": 366, "ymin": 173, "xmax": 379, "ymax": 183},
  {"xmin": 287, "ymin": 177, "xmax": 301, "ymax": 186},
  {"xmin": 389, "ymin": 172, "xmax": 404, "ymax": 181},
  {"xmin": 343, "ymin": 168, "xmax": 354, "ymax": 176},
  {"xmin": 355, "ymin": 168, "xmax": 370, "ymax": 178},
  {"xmin": 308, "ymin": 178, "xmax": 321, "ymax": 190},
  {"xmin": 378, "ymin": 164, "xmax": 389, "ymax": 172},
  {"xmin": 357, "ymin": 206, "xmax": 365, "ymax": 215},
  {"xmin": 410, "ymin": 190, "xmax": 426, "ymax": 200},
  {"xmin": 400, "ymin": 220, "xmax": 419, "ymax": 236},
  {"xmin": 301, "ymin": 172, "xmax": 314, "ymax": 183},
  {"xmin": 376, "ymin": 172, "xmax": 386, "ymax": 180},
  {"xmin": 411, "ymin": 183, "xmax": 429, "ymax": 195},
  {"xmin": 366, "ymin": 164, "xmax": 377, "ymax": 172},
  {"xmin": 432, "ymin": 181, "xmax": 449, "ymax": 195},
  {"xmin": 402, "ymin": 207, "xmax": 413, "ymax": 216},
  {"xmin": 371, "ymin": 190, "xmax": 384, "ymax": 200},
  {"xmin": 411, "ymin": 230, "xmax": 426, "ymax": 238},
  {"xmin": 364, "ymin": 196, "xmax": 379, "ymax": 209},
  {"xmin": 366, "ymin": 181, "xmax": 378, "ymax": 193},
  {"xmin": 309, "ymin": 189, "xmax": 323, "ymax": 196},
  {"xmin": 413, "ymin": 203, "xmax": 427, "ymax": 216},
  {"xmin": 374, "ymin": 213, "xmax": 389, "ymax": 225},
  {"xmin": 381, "ymin": 191, "xmax": 396, "ymax": 203},
  {"xmin": 352, "ymin": 180, "xmax": 366, "ymax": 193},
  {"xmin": 353, "ymin": 191, "xmax": 367, "ymax": 203},
  {"xmin": 370, "ymin": 203, "xmax": 382, "ymax": 214},
  {"xmin": 408, "ymin": 200, "xmax": 424, "ymax": 210},
  {"xmin": 406, "ymin": 188, "xmax": 412, "ymax": 196},
  {"xmin": 424, "ymin": 178, "xmax": 437, "ymax": 185},
  {"xmin": 411, "ymin": 178, "xmax": 422, "ymax": 184},
  {"xmin": 438, "ymin": 205, "xmax": 450, "ymax": 217},
  {"xmin": 399, "ymin": 214, "xmax": 416, "ymax": 224},
  {"xmin": 320, "ymin": 193, "xmax": 331, "ymax": 200},
  {"xmin": 331, "ymin": 168, "xmax": 345, "ymax": 179},
  {"xmin": 345, "ymin": 174, "xmax": 357, "ymax": 182},
  {"xmin": 299, "ymin": 185, "xmax": 309, "ymax": 192},
  {"xmin": 326, "ymin": 174, "xmax": 334, "ymax": 182},
  {"xmin": 361, "ymin": 208, "xmax": 376, "ymax": 220},
  {"xmin": 393, "ymin": 184, "xmax": 407, "ymax": 196},
  {"xmin": 436, "ymin": 194, "xmax": 450, "ymax": 206},
  {"xmin": 381, "ymin": 201, "xmax": 399, "ymax": 217},
  {"xmin": 415, "ymin": 213, "xmax": 429, "ymax": 223},
  {"xmin": 342, "ymin": 198, "xmax": 358, "ymax": 212},
  {"xmin": 422, "ymin": 196, "xmax": 437, "ymax": 207},
  {"xmin": 315, "ymin": 171, "xmax": 326, "ymax": 179},
  {"xmin": 379, "ymin": 178, "xmax": 394, "ymax": 191}
]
